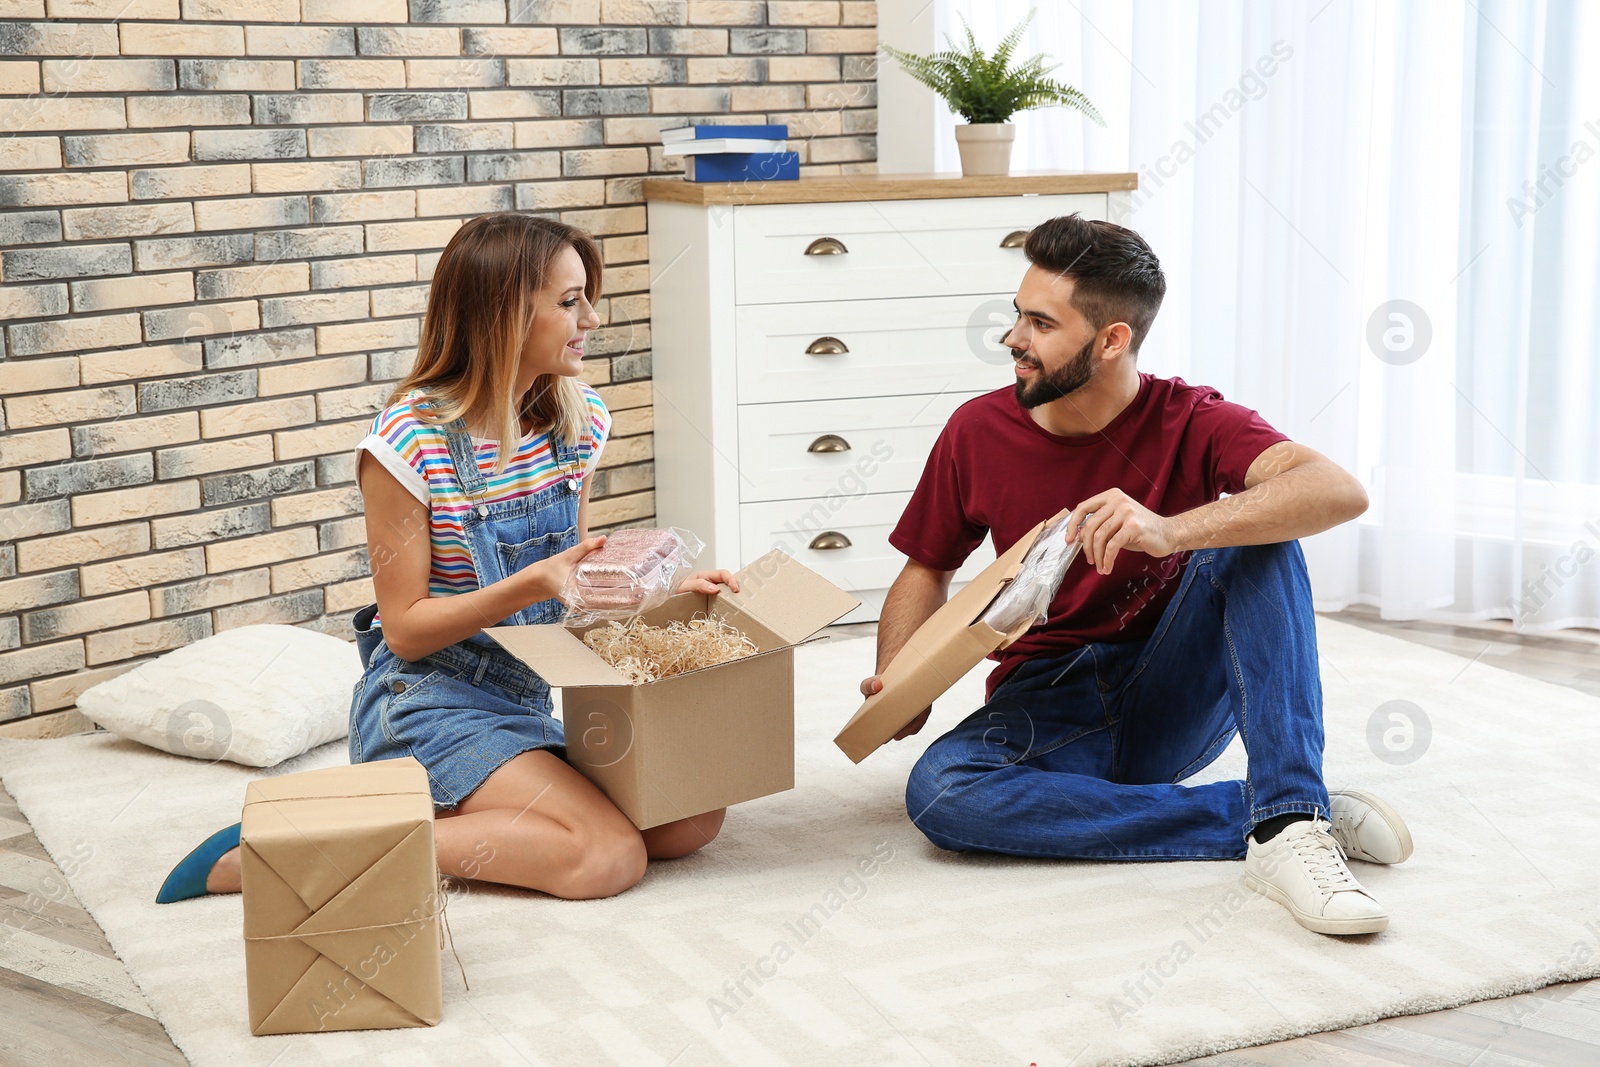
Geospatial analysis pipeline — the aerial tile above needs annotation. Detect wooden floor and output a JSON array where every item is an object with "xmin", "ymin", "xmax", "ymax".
[
  {"xmin": 0, "ymin": 608, "xmax": 1595, "ymax": 1066},
  {"xmin": 0, "ymin": 787, "xmax": 187, "ymax": 1066}
]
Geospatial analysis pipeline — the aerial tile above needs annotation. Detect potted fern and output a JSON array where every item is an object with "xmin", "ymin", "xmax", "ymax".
[{"xmin": 881, "ymin": 9, "xmax": 1107, "ymax": 177}]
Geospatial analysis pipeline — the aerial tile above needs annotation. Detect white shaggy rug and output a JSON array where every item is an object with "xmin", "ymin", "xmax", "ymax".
[{"xmin": 2, "ymin": 618, "xmax": 1597, "ymax": 1067}]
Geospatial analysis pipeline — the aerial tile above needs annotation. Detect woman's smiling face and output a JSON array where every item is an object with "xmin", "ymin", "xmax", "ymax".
[{"xmin": 518, "ymin": 243, "xmax": 601, "ymax": 388}]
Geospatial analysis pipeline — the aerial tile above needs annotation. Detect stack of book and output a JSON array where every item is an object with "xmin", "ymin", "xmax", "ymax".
[{"xmin": 661, "ymin": 124, "xmax": 799, "ymax": 183}]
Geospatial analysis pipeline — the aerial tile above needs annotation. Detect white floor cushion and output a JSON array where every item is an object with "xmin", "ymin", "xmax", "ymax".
[{"xmin": 76, "ymin": 624, "xmax": 361, "ymax": 768}]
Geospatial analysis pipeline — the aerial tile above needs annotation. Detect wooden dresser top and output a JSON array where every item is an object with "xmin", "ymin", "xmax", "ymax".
[{"xmin": 642, "ymin": 170, "xmax": 1139, "ymax": 206}]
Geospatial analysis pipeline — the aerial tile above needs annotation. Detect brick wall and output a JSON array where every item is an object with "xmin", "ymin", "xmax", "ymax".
[{"xmin": 0, "ymin": 0, "xmax": 878, "ymax": 722}]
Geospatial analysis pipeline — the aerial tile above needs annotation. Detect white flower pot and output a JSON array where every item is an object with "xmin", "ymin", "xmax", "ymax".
[{"xmin": 953, "ymin": 122, "xmax": 1017, "ymax": 177}]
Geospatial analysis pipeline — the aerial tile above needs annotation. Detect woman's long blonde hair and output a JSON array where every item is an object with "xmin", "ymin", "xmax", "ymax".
[{"xmin": 389, "ymin": 213, "xmax": 602, "ymax": 477}]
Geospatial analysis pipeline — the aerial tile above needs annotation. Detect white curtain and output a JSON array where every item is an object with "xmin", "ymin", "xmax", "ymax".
[{"xmin": 932, "ymin": 0, "xmax": 1600, "ymax": 632}]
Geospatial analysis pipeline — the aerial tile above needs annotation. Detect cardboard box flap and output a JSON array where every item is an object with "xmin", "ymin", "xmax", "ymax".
[
  {"xmin": 833, "ymin": 511, "xmax": 1063, "ymax": 764},
  {"xmin": 483, "ymin": 624, "xmax": 631, "ymax": 688},
  {"xmin": 721, "ymin": 549, "xmax": 862, "ymax": 646}
]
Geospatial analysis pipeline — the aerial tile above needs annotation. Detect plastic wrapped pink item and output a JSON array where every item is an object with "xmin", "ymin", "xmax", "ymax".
[{"xmin": 560, "ymin": 527, "xmax": 705, "ymax": 624}]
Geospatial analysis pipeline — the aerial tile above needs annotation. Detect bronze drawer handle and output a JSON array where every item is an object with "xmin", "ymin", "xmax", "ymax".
[
  {"xmin": 1001, "ymin": 229, "xmax": 1030, "ymax": 248},
  {"xmin": 805, "ymin": 336, "xmax": 849, "ymax": 355},
  {"xmin": 807, "ymin": 434, "xmax": 851, "ymax": 453},
  {"xmin": 804, "ymin": 236, "xmax": 849, "ymax": 255},
  {"xmin": 809, "ymin": 531, "xmax": 852, "ymax": 550}
]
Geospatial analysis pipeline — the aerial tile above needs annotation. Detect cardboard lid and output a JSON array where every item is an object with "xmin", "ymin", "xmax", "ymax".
[
  {"xmin": 486, "ymin": 549, "xmax": 860, "ymax": 687},
  {"xmin": 833, "ymin": 510, "xmax": 1068, "ymax": 764},
  {"xmin": 719, "ymin": 549, "xmax": 862, "ymax": 646}
]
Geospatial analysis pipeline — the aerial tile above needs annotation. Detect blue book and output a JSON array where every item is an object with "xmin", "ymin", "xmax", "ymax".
[
  {"xmin": 690, "ymin": 151, "xmax": 800, "ymax": 183},
  {"xmin": 662, "ymin": 124, "xmax": 788, "ymax": 144}
]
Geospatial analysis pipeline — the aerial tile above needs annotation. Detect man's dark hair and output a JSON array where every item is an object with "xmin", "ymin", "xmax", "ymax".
[{"xmin": 1023, "ymin": 214, "xmax": 1166, "ymax": 354}]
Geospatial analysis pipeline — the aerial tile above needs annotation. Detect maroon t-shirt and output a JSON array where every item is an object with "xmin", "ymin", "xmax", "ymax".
[{"xmin": 889, "ymin": 373, "xmax": 1290, "ymax": 698}]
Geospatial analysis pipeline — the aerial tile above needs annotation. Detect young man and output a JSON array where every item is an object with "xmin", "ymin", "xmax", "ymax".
[{"xmin": 860, "ymin": 214, "xmax": 1412, "ymax": 936}]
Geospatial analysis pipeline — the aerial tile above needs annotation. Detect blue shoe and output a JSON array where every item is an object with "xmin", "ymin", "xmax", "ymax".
[{"xmin": 155, "ymin": 823, "xmax": 241, "ymax": 904}]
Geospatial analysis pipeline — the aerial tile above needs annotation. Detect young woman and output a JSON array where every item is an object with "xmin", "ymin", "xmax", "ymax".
[{"xmin": 158, "ymin": 214, "xmax": 734, "ymax": 903}]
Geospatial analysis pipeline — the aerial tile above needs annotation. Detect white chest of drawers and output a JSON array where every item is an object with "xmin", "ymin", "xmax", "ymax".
[{"xmin": 643, "ymin": 172, "xmax": 1136, "ymax": 622}]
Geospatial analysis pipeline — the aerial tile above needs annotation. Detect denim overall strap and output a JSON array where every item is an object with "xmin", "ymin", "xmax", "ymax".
[
  {"xmin": 439, "ymin": 415, "xmax": 584, "ymax": 630},
  {"xmin": 442, "ymin": 415, "xmax": 488, "ymax": 513}
]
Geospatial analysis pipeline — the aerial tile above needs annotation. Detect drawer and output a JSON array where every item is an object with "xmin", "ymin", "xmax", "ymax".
[
  {"xmin": 732, "ymin": 194, "xmax": 1107, "ymax": 305},
  {"xmin": 740, "ymin": 492, "xmax": 996, "ymax": 599},
  {"xmin": 735, "ymin": 294, "xmax": 1019, "ymax": 404},
  {"xmin": 736, "ymin": 391, "xmax": 985, "ymax": 503}
]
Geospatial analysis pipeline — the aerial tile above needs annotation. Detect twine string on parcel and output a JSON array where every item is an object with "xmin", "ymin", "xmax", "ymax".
[
  {"xmin": 436, "ymin": 877, "xmax": 469, "ymax": 992},
  {"xmin": 241, "ymin": 876, "xmax": 470, "ymax": 991}
]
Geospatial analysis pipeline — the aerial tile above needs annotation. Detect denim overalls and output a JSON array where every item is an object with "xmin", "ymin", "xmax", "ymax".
[{"xmin": 350, "ymin": 414, "xmax": 583, "ymax": 809}]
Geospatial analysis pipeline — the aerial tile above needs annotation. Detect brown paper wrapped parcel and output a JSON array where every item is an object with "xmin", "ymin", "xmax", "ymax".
[{"xmin": 241, "ymin": 757, "xmax": 442, "ymax": 1035}]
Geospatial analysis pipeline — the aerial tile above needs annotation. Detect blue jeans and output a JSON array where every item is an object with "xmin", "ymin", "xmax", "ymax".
[{"xmin": 905, "ymin": 541, "xmax": 1330, "ymax": 860}]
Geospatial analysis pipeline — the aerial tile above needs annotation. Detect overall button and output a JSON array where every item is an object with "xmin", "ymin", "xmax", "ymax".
[{"xmin": 391, "ymin": 679, "xmax": 407, "ymax": 694}]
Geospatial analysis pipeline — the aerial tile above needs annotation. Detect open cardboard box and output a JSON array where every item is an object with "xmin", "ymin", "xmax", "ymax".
[
  {"xmin": 485, "ymin": 549, "xmax": 860, "ymax": 829},
  {"xmin": 834, "ymin": 508, "xmax": 1074, "ymax": 763}
]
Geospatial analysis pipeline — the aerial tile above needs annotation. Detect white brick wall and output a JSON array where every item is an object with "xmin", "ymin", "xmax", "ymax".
[{"xmin": 0, "ymin": 0, "xmax": 880, "ymax": 721}]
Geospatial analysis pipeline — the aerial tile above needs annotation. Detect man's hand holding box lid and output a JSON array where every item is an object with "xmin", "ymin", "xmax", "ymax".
[{"xmin": 836, "ymin": 508, "xmax": 1075, "ymax": 763}]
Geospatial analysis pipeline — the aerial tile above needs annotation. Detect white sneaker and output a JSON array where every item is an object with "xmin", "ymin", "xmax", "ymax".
[
  {"xmin": 1329, "ymin": 789, "xmax": 1414, "ymax": 864},
  {"xmin": 1245, "ymin": 819, "xmax": 1389, "ymax": 935}
]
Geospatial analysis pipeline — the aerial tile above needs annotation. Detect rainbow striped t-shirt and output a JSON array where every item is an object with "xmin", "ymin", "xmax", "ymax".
[{"xmin": 355, "ymin": 385, "xmax": 611, "ymax": 616}]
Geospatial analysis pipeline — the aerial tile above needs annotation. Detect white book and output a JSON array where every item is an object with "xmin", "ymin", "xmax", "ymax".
[
  {"xmin": 660, "ymin": 138, "xmax": 787, "ymax": 157},
  {"xmin": 662, "ymin": 126, "xmax": 782, "ymax": 143}
]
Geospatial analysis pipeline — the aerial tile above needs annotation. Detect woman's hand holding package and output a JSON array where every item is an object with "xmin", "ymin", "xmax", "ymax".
[
  {"xmin": 526, "ymin": 535, "xmax": 607, "ymax": 604},
  {"xmin": 559, "ymin": 527, "xmax": 709, "ymax": 622},
  {"xmin": 675, "ymin": 569, "xmax": 739, "ymax": 596}
]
